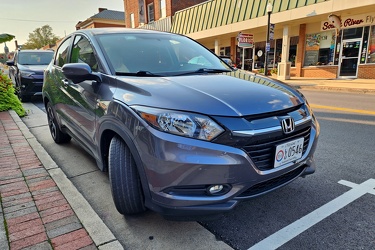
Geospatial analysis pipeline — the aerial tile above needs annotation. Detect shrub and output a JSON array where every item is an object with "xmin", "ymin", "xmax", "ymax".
[{"xmin": 0, "ymin": 69, "xmax": 26, "ymax": 117}]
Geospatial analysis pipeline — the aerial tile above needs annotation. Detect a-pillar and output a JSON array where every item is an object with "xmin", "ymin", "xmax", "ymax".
[{"xmin": 277, "ymin": 25, "xmax": 291, "ymax": 80}]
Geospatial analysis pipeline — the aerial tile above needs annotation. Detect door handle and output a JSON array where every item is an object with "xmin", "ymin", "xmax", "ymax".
[{"xmin": 61, "ymin": 79, "xmax": 69, "ymax": 86}]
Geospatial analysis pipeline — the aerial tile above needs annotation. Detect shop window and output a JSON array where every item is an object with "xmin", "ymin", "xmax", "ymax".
[
  {"xmin": 367, "ymin": 26, "xmax": 375, "ymax": 63},
  {"xmin": 289, "ymin": 36, "xmax": 298, "ymax": 67},
  {"xmin": 148, "ymin": 3, "xmax": 155, "ymax": 22},
  {"xmin": 304, "ymin": 31, "xmax": 335, "ymax": 66},
  {"xmin": 361, "ymin": 27, "xmax": 369, "ymax": 64}
]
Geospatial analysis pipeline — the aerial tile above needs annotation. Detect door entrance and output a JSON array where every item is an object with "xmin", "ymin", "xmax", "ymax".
[{"xmin": 339, "ymin": 39, "xmax": 361, "ymax": 78}]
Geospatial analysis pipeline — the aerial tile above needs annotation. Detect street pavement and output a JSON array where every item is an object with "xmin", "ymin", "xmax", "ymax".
[{"xmin": 0, "ymin": 77, "xmax": 374, "ymax": 250}]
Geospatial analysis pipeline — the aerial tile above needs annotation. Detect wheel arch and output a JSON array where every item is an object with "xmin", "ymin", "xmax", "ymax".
[{"xmin": 98, "ymin": 119, "xmax": 152, "ymax": 201}]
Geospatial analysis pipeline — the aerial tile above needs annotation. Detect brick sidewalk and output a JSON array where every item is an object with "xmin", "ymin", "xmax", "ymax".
[{"xmin": 0, "ymin": 111, "xmax": 96, "ymax": 250}]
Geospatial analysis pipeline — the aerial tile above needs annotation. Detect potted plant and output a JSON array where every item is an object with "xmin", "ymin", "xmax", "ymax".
[{"xmin": 270, "ymin": 68, "xmax": 278, "ymax": 76}]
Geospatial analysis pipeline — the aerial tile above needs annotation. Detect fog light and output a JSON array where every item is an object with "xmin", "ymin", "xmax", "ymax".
[{"xmin": 208, "ymin": 185, "xmax": 224, "ymax": 195}]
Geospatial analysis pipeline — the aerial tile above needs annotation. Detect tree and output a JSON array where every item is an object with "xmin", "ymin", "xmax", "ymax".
[{"xmin": 22, "ymin": 25, "xmax": 59, "ymax": 49}]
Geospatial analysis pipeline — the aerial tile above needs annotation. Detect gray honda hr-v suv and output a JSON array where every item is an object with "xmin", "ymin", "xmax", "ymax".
[{"xmin": 42, "ymin": 28, "xmax": 319, "ymax": 219}]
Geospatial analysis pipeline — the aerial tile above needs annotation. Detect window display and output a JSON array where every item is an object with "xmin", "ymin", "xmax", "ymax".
[
  {"xmin": 367, "ymin": 26, "xmax": 375, "ymax": 63},
  {"xmin": 304, "ymin": 31, "xmax": 335, "ymax": 66}
]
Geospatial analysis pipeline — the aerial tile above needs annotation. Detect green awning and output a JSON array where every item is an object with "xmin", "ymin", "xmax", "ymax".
[{"xmin": 171, "ymin": 0, "xmax": 329, "ymax": 34}]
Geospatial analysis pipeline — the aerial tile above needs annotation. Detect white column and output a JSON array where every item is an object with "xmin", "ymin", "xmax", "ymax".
[
  {"xmin": 215, "ymin": 39, "xmax": 220, "ymax": 55},
  {"xmin": 278, "ymin": 25, "xmax": 291, "ymax": 80}
]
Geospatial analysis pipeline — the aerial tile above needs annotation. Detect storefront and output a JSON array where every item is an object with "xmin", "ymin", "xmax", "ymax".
[
  {"xmin": 171, "ymin": 0, "xmax": 375, "ymax": 79},
  {"xmin": 301, "ymin": 13, "xmax": 375, "ymax": 79},
  {"xmin": 231, "ymin": 13, "xmax": 375, "ymax": 79}
]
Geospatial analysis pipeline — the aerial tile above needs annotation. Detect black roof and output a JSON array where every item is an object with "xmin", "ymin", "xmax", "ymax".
[{"xmin": 91, "ymin": 10, "xmax": 124, "ymax": 21}]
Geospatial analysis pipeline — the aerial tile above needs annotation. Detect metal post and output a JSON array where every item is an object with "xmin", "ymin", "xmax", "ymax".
[
  {"xmin": 242, "ymin": 47, "xmax": 245, "ymax": 70},
  {"xmin": 264, "ymin": 11, "xmax": 271, "ymax": 76},
  {"xmin": 264, "ymin": 2, "xmax": 273, "ymax": 76}
]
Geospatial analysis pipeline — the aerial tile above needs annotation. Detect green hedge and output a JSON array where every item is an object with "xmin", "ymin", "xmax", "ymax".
[{"xmin": 0, "ymin": 70, "xmax": 26, "ymax": 117}]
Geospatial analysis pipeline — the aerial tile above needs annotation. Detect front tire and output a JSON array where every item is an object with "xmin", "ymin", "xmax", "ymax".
[
  {"xmin": 46, "ymin": 102, "xmax": 71, "ymax": 143},
  {"xmin": 109, "ymin": 136, "xmax": 146, "ymax": 215}
]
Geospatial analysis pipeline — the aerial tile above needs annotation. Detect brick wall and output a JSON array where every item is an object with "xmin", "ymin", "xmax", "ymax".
[
  {"xmin": 124, "ymin": 0, "xmax": 138, "ymax": 27},
  {"xmin": 301, "ymin": 66, "xmax": 337, "ymax": 78},
  {"xmin": 171, "ymin": 0, "xmax": 207, "ymax": 15},
  {"xmin": 358, "ymin": 65, "xmax": 375, "ymax": 79},
  {"xmin": 125, "ymin": 0, "xmax": 206, "ymax": 27}
]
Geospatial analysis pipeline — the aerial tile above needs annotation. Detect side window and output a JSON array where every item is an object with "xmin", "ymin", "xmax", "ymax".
[
  {"xmin": 55, "ymin": 37, "xmax": 72, "ymax": 67},
  {"xmin": 71, "ymin": 35, "xmax": 98, "ymax": 71}
]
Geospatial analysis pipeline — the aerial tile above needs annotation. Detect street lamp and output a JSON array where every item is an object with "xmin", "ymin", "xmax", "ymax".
[{"xmin": 264, "ymin": 2, "xmax": 273, "ymax": 76}]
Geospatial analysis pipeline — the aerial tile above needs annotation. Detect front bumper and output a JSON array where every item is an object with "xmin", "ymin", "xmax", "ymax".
[
  {"xmin": 20, "ymin": 74, "xmax": 43, "ymax": 97},
  {"xmin": 134, "ymin": 121, "xmax": 319, "ymax": 217}
]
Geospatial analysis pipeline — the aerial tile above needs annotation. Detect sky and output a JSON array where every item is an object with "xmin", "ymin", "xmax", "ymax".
[{"xmin": 0, "ymin": 0, "xmax": 125, "ymax": 52}]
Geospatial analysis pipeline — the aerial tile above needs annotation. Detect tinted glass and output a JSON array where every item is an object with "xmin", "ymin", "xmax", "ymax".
[
  {"xmin": 55, "ymin": 37, "xmax": 72, "ymax": 67},
  {"xmin": 71, "ymin": 35, "xmax": 98, "ymax": 71},
  {"xmin": 18, "ymin": 52, "xmax": 53, "ymax": 65},
  {"xmin": 343, "ymin": 27, "xmax": 363, "ymax": 40},
  {"xmin": 96, "ymin": 33, "xmax": 229, "ymax": 75}
]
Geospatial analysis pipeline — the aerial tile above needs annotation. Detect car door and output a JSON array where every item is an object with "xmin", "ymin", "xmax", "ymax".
[{"xmin": 51, "ymin": 34, "xmax": 102, "ymax": 155}]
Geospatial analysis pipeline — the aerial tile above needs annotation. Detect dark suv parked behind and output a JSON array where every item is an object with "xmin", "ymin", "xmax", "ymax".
[
  {"xmin": 42, "ymin": 28, "xmax": 319, "ymax": 219},
  {"xmin": 7, "ymin": 49, "xmax": 54, "ymax": 101}
]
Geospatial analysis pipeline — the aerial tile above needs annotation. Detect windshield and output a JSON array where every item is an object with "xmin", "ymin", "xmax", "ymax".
[
  {"xmin": 96, "ymin": 32, "xmax": 231, "ymax": 76},
  {"xmin": 18, "ymin": 51, "xmax": 54, "ymax": 65}
]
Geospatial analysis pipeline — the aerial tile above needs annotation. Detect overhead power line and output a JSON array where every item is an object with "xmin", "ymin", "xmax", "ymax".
[{"xmin": 0, "ymin": 17, "xmax": 77, "ymax": 23}]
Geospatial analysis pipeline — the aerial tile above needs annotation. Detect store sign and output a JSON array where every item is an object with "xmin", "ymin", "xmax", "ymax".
[
  {"xmin": 237, "ymin": 33, "xmax": 254, "ymax": 48},
  {"xmin": 321, "ymin": 13, "xmax": 375, "ymax": 31}
]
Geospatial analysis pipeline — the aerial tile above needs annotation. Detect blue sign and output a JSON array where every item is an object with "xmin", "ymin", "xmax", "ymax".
[{"xmin": 266, "ymin": 43, "xmax": 270, "ymax": 52}]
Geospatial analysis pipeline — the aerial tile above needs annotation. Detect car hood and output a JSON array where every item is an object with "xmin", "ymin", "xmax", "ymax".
[
  {"xmin": 114, "ymin": 71, "xmax": 304, "ymax": 116},
  {"xmin": 18, "ymin": 64, "xmax": 48, "ymax": 73}
]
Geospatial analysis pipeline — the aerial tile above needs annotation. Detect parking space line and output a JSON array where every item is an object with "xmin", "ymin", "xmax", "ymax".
[{"xmin": 248, "ymin": 179, "xmax": 375, "ymax": 250}]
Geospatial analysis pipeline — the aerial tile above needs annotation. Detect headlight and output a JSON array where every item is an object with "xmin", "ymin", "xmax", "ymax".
[
  {"xmin": 20, "ymin": 71, "xmax": 35, "ymax": 77},
  {"xmin": 132, "ymin": 106, "xmax": 224, "ymax": 141}
]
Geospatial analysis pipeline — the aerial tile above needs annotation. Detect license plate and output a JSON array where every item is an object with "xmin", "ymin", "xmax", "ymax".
[{"xmin": 274, "ymin": 138, "xmax": 304, "ymax": 168}]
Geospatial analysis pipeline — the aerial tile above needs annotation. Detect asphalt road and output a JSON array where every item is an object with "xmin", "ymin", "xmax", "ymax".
[{"xmin": 25, "ymin": 90, "xmax": 375, "ymax": 250}]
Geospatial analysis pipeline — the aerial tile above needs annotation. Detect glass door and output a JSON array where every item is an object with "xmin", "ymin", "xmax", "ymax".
[{"xmin": 339, "ymin": 39, "xmax": 361, "ymax": 78}]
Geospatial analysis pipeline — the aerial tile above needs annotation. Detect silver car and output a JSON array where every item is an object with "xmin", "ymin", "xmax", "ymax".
[{"xmin": 42, "ymin": 28, "xmax": 319, "ymax": 219}]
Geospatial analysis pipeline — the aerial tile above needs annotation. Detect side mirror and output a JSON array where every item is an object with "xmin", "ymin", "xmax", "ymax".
[
  {"xmin": 62, "ymin": 63, "xmax": 102, "ymax": 83},
  {"xmin": 6, "ymin": 60, "xmax": 14, "ymax": 66}
]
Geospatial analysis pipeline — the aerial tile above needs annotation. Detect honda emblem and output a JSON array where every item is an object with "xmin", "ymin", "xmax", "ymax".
[{"xmin": 281, "ymin": 117, "xmax": 295, "ymax": 134}]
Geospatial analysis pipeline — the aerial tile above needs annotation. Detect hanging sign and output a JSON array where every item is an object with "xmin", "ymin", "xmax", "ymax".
[
  {"xmin": 237, "ymin": 33, "xmax": 254, "ymax": 48},
  {"xmin": 269, "ymin": 24, "xmax": 275, "ymax": 40}
]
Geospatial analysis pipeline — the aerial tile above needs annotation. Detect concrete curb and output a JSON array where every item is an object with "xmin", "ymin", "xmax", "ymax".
[{"xmin": 9, "ymin": 110, "xmax": 123, "ymax": 250}]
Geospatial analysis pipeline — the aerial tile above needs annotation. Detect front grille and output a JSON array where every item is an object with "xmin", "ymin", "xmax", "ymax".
[
  {"xmin": 244, "ymin": 126, "xmax": 311, "ymax": 171},
  {"xmin": 237, "ymin": 166, "xmax": 305, "ymax": 198}
]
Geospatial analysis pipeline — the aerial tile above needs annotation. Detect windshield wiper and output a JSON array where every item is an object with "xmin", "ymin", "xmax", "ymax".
[
  {"xmin": 115, "ymin": 70, "xmax": 162, "ymax": 77},
  {"xmin": 175, "ymin": 68, "xmax": 232, "ymax": 76}
]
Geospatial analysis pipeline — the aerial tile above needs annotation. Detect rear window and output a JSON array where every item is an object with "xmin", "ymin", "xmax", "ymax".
[{"xmin": 18, "ymin": 52, "xmax": 53, "ymax": 65}]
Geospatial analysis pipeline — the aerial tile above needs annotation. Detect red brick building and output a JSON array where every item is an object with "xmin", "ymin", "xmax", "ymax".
[{"xmin": 124, "ymin": 0, "xmax": 206, "ymax": 31}]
